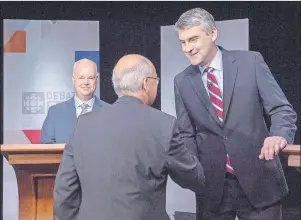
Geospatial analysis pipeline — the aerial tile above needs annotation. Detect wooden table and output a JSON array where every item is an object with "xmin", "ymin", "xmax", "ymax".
[
  {"xmin": 1, "ymin": 144, "xmax": 64, "ymax": 220},
  {"xmin": 1, "ymin": 144, "xmax": 300, "ymax": 220}
]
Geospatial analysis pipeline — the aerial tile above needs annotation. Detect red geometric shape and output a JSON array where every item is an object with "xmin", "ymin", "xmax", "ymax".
[
  {"xmin": 22, "ymin": 130, "xmax": 41, "ymax": 144},
  {"xmin": 4, "ymin": 30, "xmax": 26, "ymax": 53}
]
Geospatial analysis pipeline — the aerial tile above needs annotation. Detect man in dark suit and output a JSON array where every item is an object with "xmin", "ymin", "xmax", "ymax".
[
  {"xmin": 173, "ymin": 8, "xmax": 297, "ymax": 220},
  {"xmin": 53, "ymin": 54, "xmax": 205, "ymax": 220},
  {"xmin": 40, "ymin": 58, "xmax": 109, "ymax": 144}
]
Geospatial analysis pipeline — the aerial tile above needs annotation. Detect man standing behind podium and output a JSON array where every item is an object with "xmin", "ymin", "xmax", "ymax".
[
  {"xmin": 40, "ymin": 58, "xmax": 109, "ymax": 144},
  {"xmin": 53, "ymin": 54, "xmax": 205, "ymax": 220}
]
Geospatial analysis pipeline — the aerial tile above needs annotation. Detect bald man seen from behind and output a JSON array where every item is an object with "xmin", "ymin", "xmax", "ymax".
[
  {"xmin": 53, "ymin": 54, "xmax": 205, "ymax": 220},
  {"xmin": 40, "ymin": 58, "xmax": 109, "ymax": 144}
]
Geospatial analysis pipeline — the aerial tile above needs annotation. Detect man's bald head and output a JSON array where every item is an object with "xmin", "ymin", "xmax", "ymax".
[
  {"xmin": 113, "ymin": 54, "xmax": 154, "ymax": 77},
  {"xmin": 112, "ymin": 54, "xmax": 158, "ymax": 105}
]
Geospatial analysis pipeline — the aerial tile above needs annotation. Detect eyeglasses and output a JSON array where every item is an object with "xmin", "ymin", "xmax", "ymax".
[{"xmin": 146, "ymin": 77, "xmax": 160, "ymax": 85}]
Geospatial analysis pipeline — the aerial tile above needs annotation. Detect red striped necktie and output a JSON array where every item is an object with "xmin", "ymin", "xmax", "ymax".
[{"xmin": 205, "ymin": 66, "xmax": 235, "ymax": 175}]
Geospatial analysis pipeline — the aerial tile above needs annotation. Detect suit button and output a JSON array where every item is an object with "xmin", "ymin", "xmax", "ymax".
[{"xmin": 223, "ymin": 136, "xmax": 228, "ymax": 140}]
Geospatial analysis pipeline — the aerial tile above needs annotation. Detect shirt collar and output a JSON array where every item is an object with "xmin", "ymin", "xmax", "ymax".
[
  {"xmin": 199, "ymin": 46, "xmax": 223, "ymax": 75},
  {"xmin": 74, "ymin": 95, "xmax": 95, "ymax": 108}
]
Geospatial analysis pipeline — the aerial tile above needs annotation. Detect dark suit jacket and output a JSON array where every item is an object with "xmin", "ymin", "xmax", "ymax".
[
  {"xmin": 174, "ymin": 46, "xmax": 297, "ymax": 211},
  {"xmin": 53, "ymin": 96, "xmax": 205, "ymax": 220},
  {"xmin": 40, "ymin": 96, "xmax": 109, "ymax": 144}
]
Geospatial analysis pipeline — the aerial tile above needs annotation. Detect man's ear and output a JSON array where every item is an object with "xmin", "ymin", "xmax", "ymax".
[
  {"xmin": 142, "ymin": 78, "xmax": 148, "ymax": 91},
  {"xmin": 72, "ymin": 74, "xmax": 75, "ymax": 85},
  {"xmin": 211, "ymin": 28, "xmax": 217, "ymax": 42}
]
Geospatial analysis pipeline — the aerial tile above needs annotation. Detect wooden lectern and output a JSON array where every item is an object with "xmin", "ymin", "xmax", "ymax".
[
  {"xmin": 1, "ymin": 144, "xmax": 64, "ymax": 220},
  {"xmin": 282, "ymin": 145, "xmax": 300, "ymax": 170},
  {"xmin": 0, "ymin": 144, "xmax": 300, "ymax": 220}
]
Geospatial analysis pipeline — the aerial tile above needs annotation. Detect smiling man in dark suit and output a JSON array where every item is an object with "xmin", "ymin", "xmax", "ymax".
[{"xmin": 173, "ymin": 8, "xmax": 297, "ymax": 220}]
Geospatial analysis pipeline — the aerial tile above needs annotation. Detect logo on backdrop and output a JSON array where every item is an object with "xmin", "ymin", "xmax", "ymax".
[
  {"xmin": 22, "ymin": 92, "xmax": 45, "ymax": 114},
  {"xmin": 22, "ymin": 91, "xmax": 75, "ymax": 114},
  {"xmin": 46, "ymin": 91, "xmax": 75, "ymax": 110}
]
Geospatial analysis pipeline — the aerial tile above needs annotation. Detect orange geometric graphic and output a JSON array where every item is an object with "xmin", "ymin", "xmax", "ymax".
[{"xmin": 4, "ymin": 30, "xmax": 26, "ymax": 53}]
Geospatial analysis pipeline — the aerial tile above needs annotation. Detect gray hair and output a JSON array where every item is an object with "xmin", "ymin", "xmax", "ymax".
[
  {"xmin": 72, "ymin": 58, "xmax": 98, "ymax": 76},
  {"xmin": 112, "ymin": 58, "xmax": 153, "ymax": 96},
  {"xmin": 175, "ymin": 8, "xmax": 216, "ymax": 33}
]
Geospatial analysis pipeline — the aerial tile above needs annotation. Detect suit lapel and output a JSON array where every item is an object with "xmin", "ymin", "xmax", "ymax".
[
  {"xmin": 221, "ymin": 48, "xmax": 238, "ymax": 123},
  {"xmin": 188, "ymin": 65, "xmax": 223, "ymax": 127},
  {"xmin": 66, "ymin": 97, "xmax": 77, "ymax": 128},
  {"xmin": 92, "ymin": 97, "xmax": 102, "ymax": 111}
]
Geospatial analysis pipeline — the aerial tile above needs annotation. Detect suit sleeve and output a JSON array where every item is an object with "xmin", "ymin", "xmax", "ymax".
[
  {"xmin": 255, "ymin": 52, "xmax": 297, "ymax": 144},
  {"xmin": 53, "ymin": 125, "xmax": 81, "ymax": 220},
  {"xmin": 166, "ymin": 118, "xmax": 205, "ymax": 194},
  {"xmin": 174, "ymin": 79, "xmax": 198, "ymax": 156},
  {"xmin": 40, "ymin": 107, "xmax": 56, "ymax": 144}
]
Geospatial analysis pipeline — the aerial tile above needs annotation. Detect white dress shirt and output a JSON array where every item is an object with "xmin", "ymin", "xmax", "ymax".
[{"xmin": 199, "ymin": 47, "xmax": 224, "ymax": 97}]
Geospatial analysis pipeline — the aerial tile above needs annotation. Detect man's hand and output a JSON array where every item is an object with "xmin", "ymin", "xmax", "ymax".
[{"xmin": 259, "ymin": 136, "xmax": 287, "ymax": 160}]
